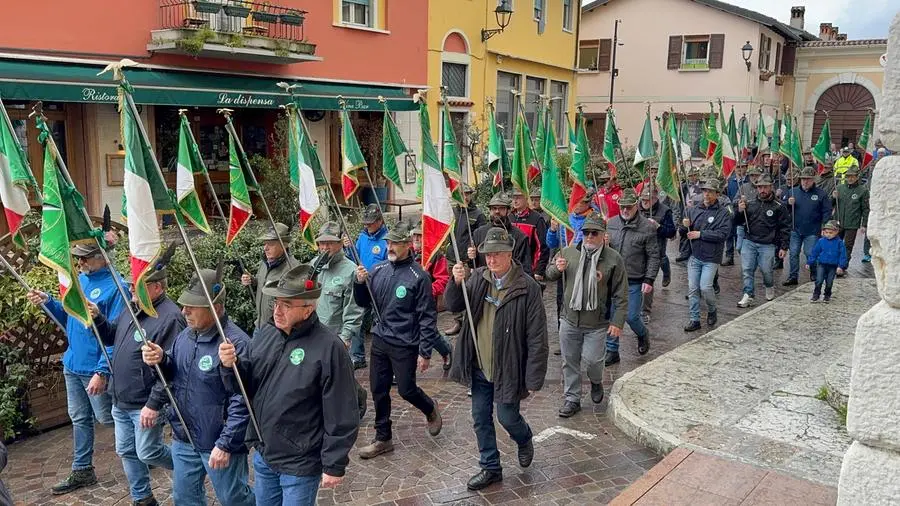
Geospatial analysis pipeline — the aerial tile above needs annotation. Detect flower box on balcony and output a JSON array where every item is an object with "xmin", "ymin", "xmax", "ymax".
[
  {"xmin": 223, "ymin": 4, "xmax": 251, "ymax": 18},
  {"xmin": 759, "ymin": 70, "xmax": 775, "ymax": 81},
  {"xmin": 775, "ymin": 75, "xmax": 785, "ymax": 86},
  {"xmin": 252, "ymin": 11, "xmax": 278, "ymax": 23},
  {"xmin": 192, "ymin": 0, "xmax": 221, "ymax": 14},
  {"xmin": 279, "ymin": 12, "xmax": 305, "ymax": 26}
]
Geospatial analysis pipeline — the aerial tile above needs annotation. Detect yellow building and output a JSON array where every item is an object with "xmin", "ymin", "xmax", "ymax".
[{"xmin": 425, "ymin": 0, "xmax": 579, "ymax": 183}]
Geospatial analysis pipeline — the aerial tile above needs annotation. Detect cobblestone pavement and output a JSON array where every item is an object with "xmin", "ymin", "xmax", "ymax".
[{"xmin": 3, "ymin": 244, "xmax": 875, "ymax": 505}]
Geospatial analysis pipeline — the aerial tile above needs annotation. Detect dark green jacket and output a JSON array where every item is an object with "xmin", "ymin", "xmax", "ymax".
[
  {"xmin": 252, "ymin": 253, "xmax": 300, "ymax": 330},
  {"xmin": 545, "ymin": 244, "xmax": 628, "ymax": 329},
  {"xmin": 833, "ymin": 182, "xmax": 869, "ymax": 230}
]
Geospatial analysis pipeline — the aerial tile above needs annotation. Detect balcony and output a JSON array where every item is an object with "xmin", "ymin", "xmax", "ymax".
[{"xmin": 148, "ymin": 0, "xmax": 320, "ymax": 64}]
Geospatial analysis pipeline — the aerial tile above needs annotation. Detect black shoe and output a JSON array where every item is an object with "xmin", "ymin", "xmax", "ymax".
[
  {"xmin": 442, "ymin": 351, "xmax": 452, "ymax": 371},
  {"xmin": 134, "ymin": 496, "xmax": 159, "ymax": 506},
  {"xmin": 558, "ymin": 401, "xmax": 581, "ymax": 418},
  {"xmin": 517, "ymin": 439, "xmax": 534, "ymax": 468},
  {"xmin": 823, "ymin": 295, "xmax": 831, "ymax": 303},
  {"xmin": 52, "ymin": 468, "xmax": 97, "ymax": 495},
  {"xmin": 782, "ymin": 278, "xmax": 798, "ymax": 286},
  {"xmin": 591, "ymin": 382, "xmax": 604, "ymax": 404},
  {"xmin": 353, "ymin": 360, "xmax": 367, "ymax": 370},
  {"xmin": 467, "ymin": 469, "xmax": 503, "ymax": 491},
  {"xmin": 357, "ymin": 384, "xmax": 368, "ymax": 420},
  {"xmin": 713, "ymin": 283, "xmax": 721, "ymax": 295},
  {"xmin": 662, "ymin": 274, "xmax": 671, "ymax": 287},
  {"xmin": 553, "ymin": 348, "xmax": 561, "ymax": 356},
  {"xmin": 722, "ymin": 257, "xmax": 734, "ymax": 266},
  {"xmin": 637, "ymin": 334, "xmax": 649, "ymax": 355},
  {"xmin": 675, "ymin": 255, "xmax": 690, "ymax": 263},
  {"xmin": 684, "ymin": 321, "xmax": 702, "ymax": 332},
  {"xmin": 604, "ymin": 351, "xmax": 620, "ymax": 366},
  {"xmin": 707, "ymin": 312, "xmax": 718, "ymax": 326}
]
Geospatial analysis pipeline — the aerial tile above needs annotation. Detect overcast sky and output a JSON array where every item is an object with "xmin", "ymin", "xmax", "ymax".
[{"xmin": 583, "ymin": 0, "xmax": 895, "ymax": 39}]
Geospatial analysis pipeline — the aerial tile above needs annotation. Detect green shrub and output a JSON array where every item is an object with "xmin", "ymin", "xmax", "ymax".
[{"xmin": 0, "ymin": 343, "xmax": 33, "ymax": 440}]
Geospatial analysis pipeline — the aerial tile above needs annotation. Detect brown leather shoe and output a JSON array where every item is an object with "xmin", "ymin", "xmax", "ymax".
[
  {"xmin": 358, "ymin": 439, "xmax": 394, "ymax": 459},
  {"xmin": 426, "ymin": 402, "xmax": 443, "ymax": 436}
]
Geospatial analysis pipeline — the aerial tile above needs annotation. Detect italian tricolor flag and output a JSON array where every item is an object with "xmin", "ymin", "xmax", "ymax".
[
  {"xmin": 0, "ymin": 99, "xmax": 39, "ymax": 248},
  {"xmin": 288, "ymin": 106, "xmax": 321, "ymax": 247},
  {"xmin": 226, "ymin": 133, "xmax": 253, "ymax": 245},
  {"xmin": 633, "ymin": 112, "xmax": 656, "ymax": 176},
  {"xmin": 339, "ymin": 109, "xmax": 365, "ymax": 201},
  {"xmin": 486, "ymin": 106, "xmax": 503, "ymax": 187},
  {"xmin": 120, "ymin": 87, "xmax": 173, "ymax": 316},
  {"xmin": 417, "ymin": 99, "xmax": 453, "ymax": 269},
  {"xmin": 176, "ymin": 114, "xmax": 211, "ymax": 234}
]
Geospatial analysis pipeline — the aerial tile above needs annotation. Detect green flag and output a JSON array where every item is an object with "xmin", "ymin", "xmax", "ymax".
[
  {"xmin": 534, "ymin": 101, "xmax": 545, "ymax": 172},
  {"xmin": 540, "ymin": 117, "xmax": 570, "ymax": 230},
  {"xmin": 487, "ymin": 106, "xmax": 503, "ymax": 186},
  {"xmin": 727, "ymin": 106, "xmax": 738, "ymax": 149},
  {"xmin": 226, "ymin": 132, "xmax": 253, "ymax": 245},
  {"xmin": 510, "ymin": 113, "xmax": 529, "ymax": 195},
  {"xmin": 566, "ymin": 114, "xmax": 577, "ymax": 157},
  {"xmin": 698, "ymin": 117, "xmax": 709, "ymax": 159},
  {"xmin": 656, "ymin": 115, "xmax": 680, "ymax": 203},
  {"xmin": 811, "ymin": 118, "xmax": 832, "ymax": 173},
  {"xmin": 633, "ymin": 112, "xmax": 656, "ymax": 174},
  {"xmin": 755, "ymin": 110, "xmax": 769, "ymax": 153},
  {"xmin": 381, "ymin": 107, "xmax": 408, "ymax": 190},
  {"xmin": 705, "ymin": 105, "xmax": 719, "ymax": 159},
  {"xmin": 858, "ymin": 112, "xmax": 873, "ymax": 167},
  {"xmin": 37, "ymin": 142, "xmax": 92, "ymax": 327},
  {"xmin": 440, "ymin": 103, "xmax": 465, "ymax": 204},
  {"xmin": 0, "ymin": 98, "xmax": 39, "ymax": 248},
  {"xmin": 176, "ymin": 115, "xmax": 211, "ymax": 234},
  {"xmin": 788, "ymin": 117, "xmax": 803, "ymax": 169},
  {"xmin": 738, "ymin": 114, "xmax": 750, "ymax": 156},
  {"xmin": 568, "ymin": 113, "xmax": 590, "ymax": 213},
  {"xmin": 288, "ymin": 106, "xmax": 322, "ymax": 247},
  {"xmin": 601, "ymin": 110, "xmax": 622, "ymax": 174},
  {"xmin": 339, "ymin": 108, "xmax": 365, "ymax": 201},
  {"xmin": 780, "ymin": 112, "xmax": 793, "ymax": 159},
  {"xmin": 771, "ymin": 113, "xmax": 781, "ymax": 154}
]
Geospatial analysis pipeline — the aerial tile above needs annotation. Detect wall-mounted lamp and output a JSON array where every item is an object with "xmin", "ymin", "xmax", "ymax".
[{"xmin": 481, "ymin": 0, "xmax": 513, "ymax": 42}]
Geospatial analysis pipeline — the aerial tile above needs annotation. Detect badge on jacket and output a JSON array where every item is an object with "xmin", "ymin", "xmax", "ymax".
[
  {"xmin": 811, "ymin": 195, "xmax": 819, "ymax": 201},
  {"xmin": 90, "ymin": 288, "xmax": 102, "ymax": 299},
  {"xmin": 395, "ymin": 286, "xmax": 407, "ymax": 299},
  {"xmin": 290, "ymin": 348, "xmax": 305, "ymax": 365},
  {"xmin": 766, "ymin": 210, "xmax": 774, "ymax": 217},
  {"xmin": 133, "ymin": 328, "xmax": 146, "ymax": 342},
  {"xmin": 198, "ymin": 355, "xmax": 214, "ymax": 372},
  {"xmin": 851, "ymin": 194, "xmax": 859, "ymax": 200},
  {"xmin": 707, "ymin": 216, "xmax": 715, "ymax": 223},
  {"xmin": 372, "ymin": 245, "xmax": 382, "ymax": 254}
]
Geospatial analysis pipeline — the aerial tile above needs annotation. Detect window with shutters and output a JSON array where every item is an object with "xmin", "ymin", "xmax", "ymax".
[
  {"xmin": 442, "ymin": 62, "xmax": 468, "ymax": 98},
  {"xmin": 496, "ymin": 71, "xmax": 520, "ymax": 148},
  {"xmin": 669, "ymin": 34, "xmax": 723, "ymax": 70},
  {"xmin": 550, "ymin": 81, "xmax": 568, "ymax": 145},
  {"xmin": 682, "ymin": 36, "xmax": 710, "ymax": 70},
  {"xmin": 774, "ymin": 42, "xmax": 782, "ymax": 74},
  {"xmin": 562, "ymin": 0, "xmax": 573, "ymax": 31},
  {"xmin": 341, "ymin": 0, "xmax": 371, "ymax": 27},
  {"xmin": 758, "ymin": 34, "xmax": 773, "ymax": 70},
  {"xmin": 578, "ymin": 39, "xmax": 611, "ymax": 71}
]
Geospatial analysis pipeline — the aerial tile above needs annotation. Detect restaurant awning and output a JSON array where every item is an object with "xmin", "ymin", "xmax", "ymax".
[{"xmin": 0, "ymin": 57, "xmax": 417, "ymax": 111}]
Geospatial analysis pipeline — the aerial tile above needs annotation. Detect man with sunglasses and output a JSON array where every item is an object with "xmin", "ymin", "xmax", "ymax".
[
  {"xmin": 219, "ymin": 265, "xmax": 360, "ymax": 505},
  {"xmin": 605, "ymin": 189, "xmax": 659, "ymax": 365},
  {"xmin": 27, "ymin": 242, "xmax": 126, "ymax": 495}
]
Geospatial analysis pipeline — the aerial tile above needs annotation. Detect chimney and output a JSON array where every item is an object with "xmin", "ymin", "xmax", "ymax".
[
  {"xmin": 837, "ymin": 33, "xmax": 847, "ymax": 41},
  {"xmin": 790, "ymin": 6, "xmax": 805, "ymax": 30},
  {"xmin": 819, "ymin": 23, "xmax": 835, "ymax": 41}
]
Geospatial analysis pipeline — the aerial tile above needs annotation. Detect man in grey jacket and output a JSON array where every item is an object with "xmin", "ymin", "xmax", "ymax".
[
  {"xmin": 604, "ymin": 189, "xmax": 659, "ymax": 365},
  {"xmin": 241, "ymin": 223, "xmax": 300, "ymax": 332}
]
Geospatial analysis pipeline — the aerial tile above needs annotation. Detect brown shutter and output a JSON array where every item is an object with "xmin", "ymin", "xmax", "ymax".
[
  {"xmin": 780, "ymin": 44, "xmax": 796, "ymax": 75},
  {"xmin": 758, "ymin": 34, "xmax": 766, "ymax": 69},
  {"xmin": 598, "ymin": 39, "xmax": 612, "ymax": 71},
  {"xmin": 708, "ymin": 34, "xmax": 725, "ymax": 69},
  {"xmin": 667, "ymin": 35, "xmax": 683, "ymax": 69},
  {"xmin": 774, "ymin": 42, "xmax": 782, "ymax": 73}
]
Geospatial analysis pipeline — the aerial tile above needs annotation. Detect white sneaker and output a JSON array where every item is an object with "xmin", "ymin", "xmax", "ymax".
[
  {"xmin": 737, "ymin": 293, "xmax": 754, "ymax": 308},
  {"xmin": 765, "ymin": 287, "xmax": 775, "ymax": 301}
]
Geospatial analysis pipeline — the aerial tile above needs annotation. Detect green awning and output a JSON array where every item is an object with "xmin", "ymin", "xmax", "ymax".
[{"xmin": 0, "ymin": 57, "xmax": 417, "ymax": 111}]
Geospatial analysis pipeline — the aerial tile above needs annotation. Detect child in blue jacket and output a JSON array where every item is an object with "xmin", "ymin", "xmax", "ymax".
[{"xmin": 805, "ymin": 220, "xmax": 848, "ymax": 302}]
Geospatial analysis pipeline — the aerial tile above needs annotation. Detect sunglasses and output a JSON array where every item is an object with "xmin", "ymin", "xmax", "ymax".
[{"xmin": 583, "ymin": 230, "xmax": 603, "ymax": 237}]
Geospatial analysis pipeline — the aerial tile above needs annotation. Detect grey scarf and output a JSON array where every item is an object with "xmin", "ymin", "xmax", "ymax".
[{"xmin": 569, "ymin": 244, "xmax": 602, "ymax": 311}]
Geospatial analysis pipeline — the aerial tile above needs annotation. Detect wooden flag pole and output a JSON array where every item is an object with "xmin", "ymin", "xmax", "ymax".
[{"xmin": 337, "ymin": 97, "xmax": 383, "ymax": 213}]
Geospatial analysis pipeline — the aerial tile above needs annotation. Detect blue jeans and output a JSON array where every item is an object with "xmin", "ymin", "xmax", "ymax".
[
  {"xmin": 63, "ymin": 369, "xmax": 113, "ymax": 470},
  {"xmin": 252, "ymin": 452, "xmax": 320, "ymax": 506},
  {"xmin": 789, "ymin": 232, "xmax": 819, "ymax": 281},
  {"xmin": 170, "ymin": 439, "xmax": 254, "ymax": 506},
  {"xmin": 112, "ymin": 405, "xmax": 173, "ymax": 501},
  {"xmin": 740, "ymin": 240, "xmax": 776, "ymax": 296},
  {"xmin": 736, "ymin": 225, "xmax": 745, "ymax": 252},
  {"xmin": 432, "ymin": 334, "xmax": 452, "ymax": 358},
  {"xmin": 606, "ymin": 282, "xmax": 647, "ymax": 352},
  {"xmin": 471, "ymin": 369, "xmax": 532, "ymax": 471},
  {"xmin": 350, "ymin": 308, "xmax": 371, "ymax": 363},
  {"xmin": 687, "ymin": 256, "xmax": 719, "ymax": 322},
  {"xmin": 814, "ymin": 264, "xmax": 838, "ymax": 298}
]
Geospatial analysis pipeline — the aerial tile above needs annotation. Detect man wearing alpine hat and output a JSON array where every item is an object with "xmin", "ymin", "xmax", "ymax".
[{"xmin": 241, "ymin": 222, "xmax": 300, "ymax": 332}]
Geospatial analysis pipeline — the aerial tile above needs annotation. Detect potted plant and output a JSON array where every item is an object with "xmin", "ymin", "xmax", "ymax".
[
  {"xmin": 759, "ymin": 69, "xmax": 775, "ymax": 81},
  {"xmin": 252, "ymin": 9, "xmax": 279, "ymax": 23},
  {"xmin": 775, "ymin": 75, "xmax": 785, "ymax": 86},
  {"xmin": 192, "ymin": 0, "xmax": 221, "ymax": 14},
  {"xmin": 223, "ymin": 2, "xmax": 251, "ymax": 19},
  {"xmin": 279, "ymin": 11, "xmax": 305, "ymax": 26}
]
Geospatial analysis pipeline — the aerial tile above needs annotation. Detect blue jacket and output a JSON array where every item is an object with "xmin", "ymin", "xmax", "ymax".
[
  {"xmin": 782, "ymin": 185, "xmax": 832, "ymax": 237},
  {"xmin": 726, "ymin": 174, "xmax": 750, "ymax": 202},
  {"xmin": 808, "ymin": 236, "xmax": 848, "ymax": 269},
  {"xmin": 46, "ymin": 267, "xmax": 127, "ymax": 376},
  {"xmin": 347, "ymin": 224, "xmax": 388, "ymax": 271},
  {"xmin": 154, "ymin": 314, "xmax": 250, "ymax": 454},
  {"xmin": 682, "ymin": 200, "xmax": 732, "ymax": 264},
  {"xmin": 546, "ymin": 210, "xmax": 600, "ymax": 248}
]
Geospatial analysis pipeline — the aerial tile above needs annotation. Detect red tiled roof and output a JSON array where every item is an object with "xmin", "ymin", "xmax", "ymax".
[{"xmin": 801, "ymin": 39, "xmax": 887, "ymax": 47}]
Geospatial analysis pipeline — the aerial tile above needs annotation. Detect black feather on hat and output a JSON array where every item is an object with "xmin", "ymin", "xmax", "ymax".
[{"xmin": 146, "ymin": 243, "xmax": 177, "ymax": 282}]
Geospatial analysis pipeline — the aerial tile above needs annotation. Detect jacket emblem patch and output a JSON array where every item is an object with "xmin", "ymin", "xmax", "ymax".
[
  {"xmin": 90, "ymin": 288, "xmax": 102, "ymax": 299},
  {"xmin": 395, "ymin": 286, "xmax": 407, "ymax": 299},
  {"xmin": 198, "ymin": 355, "xmax": 214, "ymax": 372},
  {"xmin": 290, "ymin": 348, "xmax": 305, "ymax": 365}
]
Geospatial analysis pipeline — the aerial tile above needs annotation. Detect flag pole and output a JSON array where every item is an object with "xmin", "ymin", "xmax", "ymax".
[
  {"xmin": 440, "ymin": 87, "xmax": 477, "ymax": 266},
  {"xmin": 0, "ymin": 96, "xmax": 41, "ymax": 202},
  {"xmin": 30, "ymin": 103, "xmax": 198, "ymax": 451},
  {"xmin": 218, "ymin": 109, "xmax": 289, "ymax": 257},
  {"xmin": 280, "ymin": 88, "xmax": 384, "ymax": 323},
  {"xmin": 119, "ymin": 92, "xmax": 264, "ymax": 445},
  {"xmin": 669, "ymin": 109, "xmax": 698, "ymax": 258},
  {"xmin": 0, "ymin": 253, "xmax": 64, "ymax": 331},
  {"xmin": 337, "ymin": 97, "xmax": 383, "ymax": 213}
]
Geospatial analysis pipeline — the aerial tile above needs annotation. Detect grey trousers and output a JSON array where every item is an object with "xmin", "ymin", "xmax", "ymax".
[{"xmin": 559, "ymin": 319, "xmax": 606, "ymax": 403}]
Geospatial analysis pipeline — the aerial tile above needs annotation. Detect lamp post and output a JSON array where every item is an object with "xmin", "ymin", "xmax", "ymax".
[
  {"xmin": 742, "ymin": 41, "xmax": 754, "ymax": 72},
  {"xmin": 742, "ymin": 41, "xmax": 754, "ymax": 155},
  {"xmin": 481, "ymin": 0, "xmax": 513, "ymax": 42}
]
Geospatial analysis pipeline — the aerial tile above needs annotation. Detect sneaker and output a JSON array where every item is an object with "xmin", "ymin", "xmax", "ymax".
[
  {"xmin": 783, "ymin": 278, "xmax": 798, "ymax": 286},
  {"xmin": 862, "ymin": 254, "xmax": 872, "ymax": 263},
  {"xmin": 706, "ymin": 312, "xmax": 718, "ymax": 326},
  {"xmin": 51, "ymin": 468, "xmax": 97, "ymax": 495},
  {"xmin": 737, "ymin": 293, "xmax": 754, "ymax": 308},
  {"xmin": 359, "ymin": 440, "xmax": 394, "ymax": 459},
  {"xmin": 641, "ymin": 312, "xmax": 651, "ymax": 325},
  {"xmin": 765, "ymin": 287, "xmax": 775, "ymax": 301},
  {"xmin": 662, "ymin": 274, "xmax": 671, "ymax": 287},
  {"xmin": 426, "ymin": 402, "xmax": 443, "ymax": 436},
  {"xmin": 683, "ymin": 320, "xmax": 702, "ymax": 332},
  {"xmin": 558, "ymin": 401, "xmax": 581, "ymax": 418},
  {"xmin": 352, "ymin": 360, "xmax": 367, "ymax": 370},
  {"xmin": 604, "ymin": 351, "xmax": 620, "ymax": 366},
  {"xmin": 591, "ymin": 382, "xmax": 604, "ymax": 404},
  {"xmin": 637, "ymin": 334, "xmax": 650, "ymax": 355}
]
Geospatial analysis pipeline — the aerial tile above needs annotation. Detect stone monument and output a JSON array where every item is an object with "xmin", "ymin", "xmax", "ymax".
[{"xmin": 837, "ymin": 11, "xmax": 900, "ymax": 505}]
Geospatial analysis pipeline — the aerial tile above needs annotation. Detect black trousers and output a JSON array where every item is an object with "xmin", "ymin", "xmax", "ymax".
[
  {"xmin": 839, "ymin": 229, "xmax": 858, "ymax": 264},
  {"xmin": 370, "ymin": 337, "xmax": 435, "ymax": 442}
]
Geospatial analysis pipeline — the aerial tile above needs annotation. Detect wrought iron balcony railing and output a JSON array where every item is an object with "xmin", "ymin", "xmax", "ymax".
[{"xmin": 159, "ymin": 0, "xmax": 307, "ymax": 43}]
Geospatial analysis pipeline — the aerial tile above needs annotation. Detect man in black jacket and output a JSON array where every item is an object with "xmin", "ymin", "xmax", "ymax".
[
  {"xmin": 734, "ymin": 175, "xmax": 790, "ymax": 308},
  {"xmin": 91, "ymin": 254, "xmax": 183, "ymax": 506},
  {"xmin": 445, "ymin": 183, "xmax": 486, "ymax": 336},
  {"xmin": 682, "ymin": 180, "xmax": 732, "ymax": 332},
  {"xmin": 219, "ymin": 265, "xmax": 360, "ymax": 505},
  {"xmin": 447, "ymin": 227, "xmax": 549, "ymax": 491},
  {"xmin": 467, "ymin": 193, "xmax": 532, "ymax": 275},
  {"xmin": 639, "ymin": 187, "xmax": 676, "ymax": 320},
  {"xmin": 510, "ymin": 187, "xmax": 549, "ymax": 280},
  {"xmin": 353, "ymin": 222, "xmax": 443, "ymax": 460}
]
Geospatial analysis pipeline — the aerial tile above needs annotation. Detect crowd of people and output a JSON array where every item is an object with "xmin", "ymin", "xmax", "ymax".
[{"xmin": 12, "ymin": 139, "xmax": 887, "ymax": 506}]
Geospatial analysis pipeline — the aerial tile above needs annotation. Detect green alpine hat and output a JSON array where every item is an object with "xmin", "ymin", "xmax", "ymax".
[
  {"xmin": 844, "ymin": 167, "xmax": 861, "ymax": 176},
  {"xmin": 822, "ymin": 220, "xmax": 841, "ymax": 231},
  {"xmin": 699, "ymin": 180, "xmax": 720, "ymax": 191},
  {"xmin": 146, "ymin": 243, "xmax": 177, "ymax": 283},
  {"xmin": 687, "ymin": 166, "xmax": 701, "ymax": 176},
  {"xmin": 315, "ymin": 221, "xmax": 342, "ymax": 242},
  {"xmin": 361, "ymin": 204, "xmax": 383, "ymax": 224},
  {"xmin": 261, "ymin": 264, "xmax": 321, "ymax": 300},
  {"xmin": 488, "ymin": 192, "xmax": 512, "ymax": 208},
  {"xmin": 799, "ymin": 167, "xmax": 817, "ymax": 179},
  {"xmin": 477, "ymin": 227, "xmax": 514, "ymax": 254},
  {"xmin": 747, "ymin": 166, "xmax": 763, "ymax": 176},
  {"xmin": 596, "ymin": 168, "xmax": 612, "ymax": 181},
  {"xmin": 411, "ymin": 221, "xmax": 423, "ymax": 235},
  {"xmin": 754, "ymin": 174, "xmax": 774, "ymax": 186},
  {"xmin": 177, "ymin": 268, "xmax": 226, "ymax": 308},
  {"xmin": 510, "ymin": 187, "xmax": 525, "ymax": 197},
  {"xmin": 462, "ymin": 182, "xmax": 475, "ymax": 194},
  {"xmin": 529, "ymin": 187, "xmax": 541, "ymax": 198},
  {"xmin": 70, "ymin": 242, "xmax": 101, "ymax": 258},
  {"xmin": 385, "ymin": 221, "xmax": 413, "ymax": 242},
  {"xmin": 260, "ymin": 222, "xmax": 291, "ymax": 243},
  {"xmin": 618, "ymin": 189, "xmax": 639, "ymax": 206},
  {"xmin": 581, "ymin": 215, "xmax": 607, "ymax": 232}
]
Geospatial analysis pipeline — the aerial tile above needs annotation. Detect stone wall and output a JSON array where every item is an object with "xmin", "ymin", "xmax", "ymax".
[{"xmin": 837, "ymin": 12, "xmax": 900, "ymax": 505}]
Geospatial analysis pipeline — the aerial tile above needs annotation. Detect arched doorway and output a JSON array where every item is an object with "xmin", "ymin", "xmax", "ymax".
[{"xmin": 811, "ymin": 84, "xmax": 875, "ymax": 149}]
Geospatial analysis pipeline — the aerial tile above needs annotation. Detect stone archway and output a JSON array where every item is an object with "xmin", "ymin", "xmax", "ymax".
[
  {"xmin": 802, "ymin": 72, "xmax": 881, "ymax": 147},
  {"xmin": 811, "ymin": 83, "xmax": 876, "ymax": 149}
]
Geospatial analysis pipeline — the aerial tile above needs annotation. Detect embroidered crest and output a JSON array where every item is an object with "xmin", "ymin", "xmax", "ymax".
[
  {"xmin": 198, "ymin": 355, "xmax": 214, "ymax": 372},
  {"xmin": 707, "ymin": 216, "xmax": 715, "ymax": 223},
  {"xmin": 766, "ymin": 210, "xmax": 774, "ymax": 217},
  {"xmin": 289, "ymin": 348, "xmax": 305, "ymax": 365},
  {"xmin": 332, "ymin": 276, "xmax": 343, "ymax": 286},
  {"xmin": 811, "ymin": 195, "xmax": 819, "ymax": 201},
  {"xmin": 372, "ymin": 245, "xmax": 382, "ymax": 254},
  {"xmin": 133, "ymin": 328, "xmax": 146, "ymax": 343},
  {"xmin": 612, "ymin": 194, "xmax": 619, "ymax": 200},
  {"xmin": 851, "ymin": 194, "xmax": 859, "ymax": 200},
  {"xmin": 395, "ymin": 285, "xmax": 407, "ymax": 299},
  {"xmin": 90, "ymin": 288, "xmax": 102, "ymax": 299}
]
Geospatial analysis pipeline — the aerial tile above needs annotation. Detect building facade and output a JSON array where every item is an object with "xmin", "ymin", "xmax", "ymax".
[
  {"xmin": 0, "ymin": 0, "xmax": 427, "ymax": 228},
  {"xmin": 425, "ymin": 0, "xmax": 579, "ymax": 183}
]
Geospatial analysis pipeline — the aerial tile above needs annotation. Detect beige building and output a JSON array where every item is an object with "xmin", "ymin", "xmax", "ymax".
[{"xmin": 577, "ymin": 0, "xmax": 887, "ymax": 156}]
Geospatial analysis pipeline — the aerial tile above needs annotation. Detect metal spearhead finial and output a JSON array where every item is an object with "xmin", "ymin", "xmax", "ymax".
[{"xmin": 98, "ymin": 58, "xmax": 138, "ymax": 80}]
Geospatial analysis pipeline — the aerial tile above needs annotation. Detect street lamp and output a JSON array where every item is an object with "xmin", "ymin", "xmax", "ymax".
[
  {"xmin": 481, "ymin": 0, "xmax": 513, "ymax": 42},
  {"xmin": 742, "ymin": 41, "xmax": 754, "ymax": 71}
]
